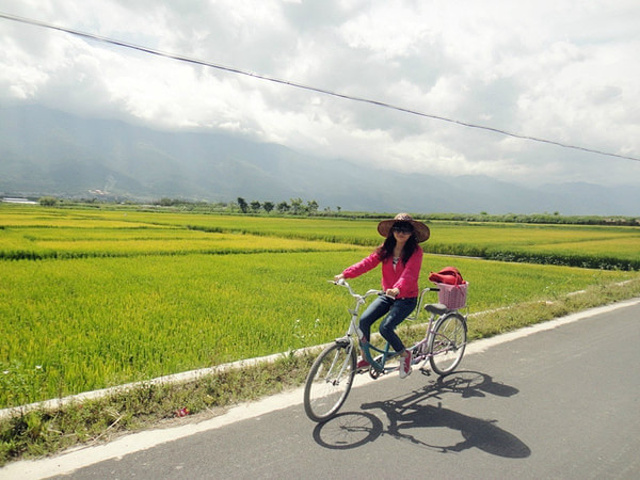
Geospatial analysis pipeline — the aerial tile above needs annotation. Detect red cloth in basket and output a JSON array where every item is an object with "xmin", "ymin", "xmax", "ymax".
[{"xmin": 428, "ymin": 266, "xmax": 464, "ymax": 285}]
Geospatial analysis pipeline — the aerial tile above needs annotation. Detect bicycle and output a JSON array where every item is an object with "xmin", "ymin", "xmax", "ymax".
[{"xmin": 303, "ymin": 278, "xmax": 468, "ymax": 423}]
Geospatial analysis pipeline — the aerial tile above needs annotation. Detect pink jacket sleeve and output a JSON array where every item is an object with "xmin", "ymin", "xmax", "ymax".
[
  {"xmin": 342, "ymin": 251, "xmax": 382, "ymax": 278},
  {"xmin": 342, "ymin": 247, "xmax": 423, "ymax": 298}
]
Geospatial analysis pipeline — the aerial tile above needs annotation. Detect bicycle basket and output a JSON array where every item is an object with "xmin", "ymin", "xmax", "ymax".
[{"xmin": 435, "ymin": 282, "xmax": 468, "ymax": 309}]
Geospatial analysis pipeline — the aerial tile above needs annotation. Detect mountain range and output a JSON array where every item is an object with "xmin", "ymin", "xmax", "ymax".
[{"xmin": 1, "ymin": 105, "xmax": 638, "ymax": 216}]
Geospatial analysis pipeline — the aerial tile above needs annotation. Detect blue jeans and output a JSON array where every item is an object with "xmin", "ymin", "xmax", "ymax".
[{"xmin": 358, "ymin": 296, "xmax": 417, "ymax": 353}]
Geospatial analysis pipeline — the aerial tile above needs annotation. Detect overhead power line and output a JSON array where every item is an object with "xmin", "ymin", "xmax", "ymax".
[{"xmin": 1, "ymin": 11, "xmax": 639, "ymax": 163}]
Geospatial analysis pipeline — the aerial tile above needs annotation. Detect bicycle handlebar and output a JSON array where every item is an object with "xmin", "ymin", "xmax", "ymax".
[
  {"xmin": 331, "ymin": 279, "xmax": 441, "ymax": 299},
  {"xmin": 331, "ymin": 278, "xmax": 383, "ymax": 300}
]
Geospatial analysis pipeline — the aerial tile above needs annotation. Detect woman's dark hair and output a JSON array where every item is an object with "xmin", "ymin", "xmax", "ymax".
[{"xmin": 375, "ymin": 222, "xmax": 419, "ymax": 264}]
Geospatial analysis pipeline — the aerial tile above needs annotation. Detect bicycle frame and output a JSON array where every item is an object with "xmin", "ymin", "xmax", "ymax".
[
  {"xmin": 304, "ymin": 280, "xmax": 468, "ymax": 422},
  {"xmin": 333, "ymin": 279, "xmax": 381, "ymax": 364},
  {"xmin": 335, "ymin": 280, "xmax": 445, "ymax": 375}
]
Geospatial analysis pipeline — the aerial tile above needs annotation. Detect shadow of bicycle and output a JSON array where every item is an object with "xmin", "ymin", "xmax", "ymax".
[{"xmin": 312, "ymin": 370, "xmax": 530, "ymax": 458}]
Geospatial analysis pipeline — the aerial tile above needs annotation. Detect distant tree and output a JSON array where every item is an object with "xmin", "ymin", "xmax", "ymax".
[
  {"xmin": 237, "ymin": 197, "xmax": 248, "ymax": 213},
  {"xmin": 277, "ymin": 201, "xmax": 290, "ymax": 213},
  {"xmin": 307, "ymin": 200, "xmax": 319, "ymax": 214},
  {"xmin": 39, "ymin": 196, "xmax": 58, "ymax": 207},
  {"xmin": 157, "ymin": 197, "xmax": 175, "ymax": 206},
  {"xmin": 290, "ymin": 197, "xmax": 305, "ymax": 215},
  {"xmin": 263, "ymin": 201, "xmax": 275, "ymax": 213},
  {"xmin": 250, "ymin": 201, "xmax": 261, "ymax": 213}
]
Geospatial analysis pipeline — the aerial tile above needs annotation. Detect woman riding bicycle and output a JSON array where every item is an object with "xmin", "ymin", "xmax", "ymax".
[{"xmin": 334, "ymin": 213, "xmax": 430, "ymax": 378}]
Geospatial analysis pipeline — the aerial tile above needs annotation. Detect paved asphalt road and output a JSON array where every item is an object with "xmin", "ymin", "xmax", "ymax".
[{"xmin": 4, "ymin": 300, "xmax": 640, "ymax": 479}]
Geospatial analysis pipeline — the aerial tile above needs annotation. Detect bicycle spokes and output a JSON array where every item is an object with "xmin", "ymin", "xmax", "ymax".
[
  {"xmin": 304, "ymin": 343, "xmax": 356, "ymax": 422},
  {"xmin": 429, "ymin": 313, "xmax": 467, "ymax": 376}
]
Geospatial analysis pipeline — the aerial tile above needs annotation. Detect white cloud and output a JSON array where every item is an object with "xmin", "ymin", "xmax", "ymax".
[{"xmin": 0, "ymin": 0, "xmax": 639, "ymax": 186}]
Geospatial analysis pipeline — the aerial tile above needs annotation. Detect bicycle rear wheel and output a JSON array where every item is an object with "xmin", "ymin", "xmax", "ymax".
[
  {"xmin": 304, "ymin": 341, "xmax": 356, "ymax": 422},
  {"xmin": 428, "ymin": 312, "xmax": 467, "ymax": 375}
]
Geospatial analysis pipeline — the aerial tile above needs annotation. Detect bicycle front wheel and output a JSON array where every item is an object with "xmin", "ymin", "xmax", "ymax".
[
  {"xmin": 304, "ymin": 341, "xmax": 356, "ymax": 422},
  {"xmin": 428, "ymin": 312, "xmax": 467, "ymax": 376}
]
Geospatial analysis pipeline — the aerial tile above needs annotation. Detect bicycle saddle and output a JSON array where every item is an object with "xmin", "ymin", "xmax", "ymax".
[{"xmin": 424, "ymin": 303, "xmax": 449, "ymax": 315}]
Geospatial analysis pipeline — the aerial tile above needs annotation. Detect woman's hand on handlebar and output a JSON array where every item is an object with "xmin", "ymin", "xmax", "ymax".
[
  {"xmin": 334, "ymin": 273, "xmax": 345, "ymax": 284},
  {"xmin": 385, "ymin": 288, "xmax": 399, "ymax": 298}
]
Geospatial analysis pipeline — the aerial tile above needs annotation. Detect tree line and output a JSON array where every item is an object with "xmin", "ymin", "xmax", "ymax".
[
  {"xmin": 235, "ymin": 197, "xmax": 324, "ymax": 215},
  {"xmin": 32, "ymin": 196, "xmax": 639, "ymax": 226}
]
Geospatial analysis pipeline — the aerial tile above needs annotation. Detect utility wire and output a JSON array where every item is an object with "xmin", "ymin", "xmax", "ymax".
[{"xmin": 1, "ymin": 11, "xmax": 639, "ymax": 163}]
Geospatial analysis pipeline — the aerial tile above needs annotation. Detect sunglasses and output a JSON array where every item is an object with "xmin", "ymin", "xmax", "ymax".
[{"xmin": 392, "ymin": 226, "xmax": 414, "ymax": 234}]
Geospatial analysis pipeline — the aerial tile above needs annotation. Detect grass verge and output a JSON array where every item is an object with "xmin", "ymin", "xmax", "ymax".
[
  {"xmin": 2, "ymin": 277, "xmax": 640, "ymax": 467},
  {"xmin": 0, "ymin": 353, "xmax": 314, "ymax": 466}
]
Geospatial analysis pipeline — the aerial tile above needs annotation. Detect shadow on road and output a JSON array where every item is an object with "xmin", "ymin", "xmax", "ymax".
[
  {"xmin": 312, "ymin": 412, "xmax": 383, "ymax": 450},
  {"xmin": 312, "ymin": 371, "xmax": 530, "ymax": 458}
]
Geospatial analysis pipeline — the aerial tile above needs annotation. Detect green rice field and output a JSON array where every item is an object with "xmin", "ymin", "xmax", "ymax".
[{"xmin": 1, "ymin": 204, "xmax": 639, "ymax": 409}]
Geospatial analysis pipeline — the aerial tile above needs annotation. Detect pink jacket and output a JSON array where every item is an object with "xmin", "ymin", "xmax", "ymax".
[{"xmin": 342, "ymin": 247, "xmax": 423, "ymax": 298}]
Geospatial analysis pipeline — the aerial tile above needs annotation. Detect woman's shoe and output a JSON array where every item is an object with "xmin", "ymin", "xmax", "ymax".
[
  {"xmin": 399, "ymin": 351, "xmax": 412, "ymax": 379},
  {"xmin": 356, "ymin": 358, "xmax": 370, "ymax": 370}
]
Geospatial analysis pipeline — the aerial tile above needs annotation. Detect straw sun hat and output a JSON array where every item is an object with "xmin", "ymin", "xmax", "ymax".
[{"xmin": 377, "ymin": 213, "xmax": 430, "ymax": 243}]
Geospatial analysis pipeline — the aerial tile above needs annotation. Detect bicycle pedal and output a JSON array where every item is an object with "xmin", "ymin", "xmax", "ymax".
[{"xmin": 412, "ymin": 355, "xmax": 425, "ymax": 364}]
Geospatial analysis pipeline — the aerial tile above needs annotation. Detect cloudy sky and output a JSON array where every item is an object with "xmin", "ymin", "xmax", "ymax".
[{"xmin": 1, "ymin": 0, "xmax": 639, "ymax": 187}]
